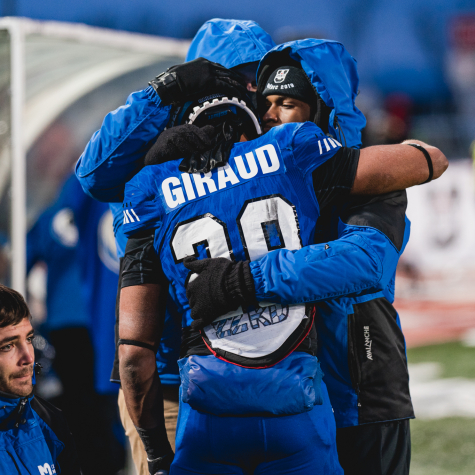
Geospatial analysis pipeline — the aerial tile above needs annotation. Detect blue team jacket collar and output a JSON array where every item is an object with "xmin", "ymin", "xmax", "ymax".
[{"xmin": 0, "ymin": 391, "xmax": 33, "ymax": 426}]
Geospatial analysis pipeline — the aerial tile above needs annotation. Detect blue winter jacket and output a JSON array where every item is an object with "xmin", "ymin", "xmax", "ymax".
[
  {"xmin": 254, "ymin": 40, "xmax": 414, "ymax": 427},
  {"xmin": 75, "ymin": 19, "xmax": 275, "ymax": 386},
  {"xmin": 0, "ymin": 392, "xmax": 80, "ymax": 474},
  {"xmin": 76, "ymin": 18, "xmax": 275, "ymax": 256},
  {"xmin": 250, "ymin": 203, "xmax": 414, "ymax": 428}
]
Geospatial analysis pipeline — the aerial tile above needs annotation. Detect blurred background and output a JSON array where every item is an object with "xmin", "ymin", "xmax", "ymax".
[{"xmin": 0, "ymin": 1, "xmax": 474, "ymax": 474}]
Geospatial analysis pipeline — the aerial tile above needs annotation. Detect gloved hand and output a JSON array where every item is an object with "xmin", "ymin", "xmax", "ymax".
[
  {"xmin": 179, "ymin": 112, "xmax": 245, "ymax": 173},
  {"xmin": 149, "ymin": 57, "xmax": 248, "ymax": 106},
  {"xmin": 184, "ymin": 257, "xmax": 257, "ymax": 330},
  {"xmin": 135, "ymin": 425, "xmax": 174, "ymax": 475},
  {"xmin": 144, "ymin": 124, "xmax": 215, "ymax": 166},
  {"xmin": 147, "ymin": 452, "xmax": 174, "ymax": 475}
]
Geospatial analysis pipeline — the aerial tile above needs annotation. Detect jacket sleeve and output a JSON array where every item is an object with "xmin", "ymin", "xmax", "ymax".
[
  {"xmin": 251, "ymin": 191, "xmax": 409, "ymax": 304},
  {"xmin": 75, "ymin": 86, "xmax": 171, "ymax": 203}
]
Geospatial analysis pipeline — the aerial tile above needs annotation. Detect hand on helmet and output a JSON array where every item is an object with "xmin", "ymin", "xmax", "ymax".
[
  {"xmin": 149, "ymin": 57, "xmax": 248, "ymax": 106},
  {"xmin": 144, "ymin": 124, "xmax": 215, "ymax": 167},
  {"xmin": 179, "ymin": 112, "xmax": 246, "ymax": 174}
]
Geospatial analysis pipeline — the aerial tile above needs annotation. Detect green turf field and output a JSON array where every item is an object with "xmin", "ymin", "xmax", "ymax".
[{"xmin": 407, "ymin": 342, "xmax": 475, "ymax": 474}]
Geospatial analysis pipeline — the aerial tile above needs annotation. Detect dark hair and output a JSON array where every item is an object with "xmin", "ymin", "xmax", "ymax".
[{"xmin": 0, "ymin": 284, "xmax": 31, "ymax": 328}]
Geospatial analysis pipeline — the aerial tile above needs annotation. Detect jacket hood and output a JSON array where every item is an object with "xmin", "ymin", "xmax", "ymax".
[
  {"xmin": 257, "ymin": 39, "xmax": 366, "ymax": 148},
  {"xmin": 186, "ymin": 19, "xmax": 275, "ymax": 69}
]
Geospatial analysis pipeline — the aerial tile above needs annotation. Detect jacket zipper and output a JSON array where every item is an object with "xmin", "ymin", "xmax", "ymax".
[{"xmin": 15, "ymin": 398, "xmax": 27, "ymax": 428}]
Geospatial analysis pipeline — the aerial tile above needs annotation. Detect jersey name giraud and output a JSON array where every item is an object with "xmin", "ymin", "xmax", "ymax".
[
  {"xmin": 159, "ymin": 141, "xmax": 284, "ymax": 213},
  {"xmin": 122, "ymin": 123, "xmax": 341, "ymax": 367}
]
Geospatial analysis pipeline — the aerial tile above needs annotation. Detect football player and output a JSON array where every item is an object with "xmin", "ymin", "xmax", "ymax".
[
  {"xmin": 76, "ymin": 19, "xmax": 275, "ymax": 473},
  {"xmin": 118, "ymin": 58, "xmax": 446, "ymax": 474},
  {"xmin": 184, "ymin": 39, "xmax": 446, "ymax": 475}
]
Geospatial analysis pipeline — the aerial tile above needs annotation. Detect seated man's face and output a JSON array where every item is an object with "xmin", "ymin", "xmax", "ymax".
[
  {"xmin": 261, "ymin": 95, "xmax": 312, "ymax": 133},
  {"xmin": 0, "ymin": 318, "xmax": 34, "ymax": 396}
]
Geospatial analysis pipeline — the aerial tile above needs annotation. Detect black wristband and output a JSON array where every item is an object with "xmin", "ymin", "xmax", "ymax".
[
  {"xmin": 135, "ymin": 425, "xmax": 173, "ymax": 462},
  {"xmin": 407, "ymin": 143, "xmax": 433, "ymax": 184}
]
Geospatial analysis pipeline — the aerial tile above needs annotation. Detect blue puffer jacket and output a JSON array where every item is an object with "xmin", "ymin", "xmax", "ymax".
[
  {"xmin": 0, "ymin": 392, "xmax": 80, "ymax": 474},
  {"xmin": 75, "ymin": 20, "xmax": 275, "ymax": 385},
  {"xmin": 251, "ymin": 210, "xmax": 414, "ymax": 427},
  {"xmin": 76, "ymin": 18, "xmax": 275, "ymax": 256},
  {"xmin": 254, "ymin": 40, "xmax": 414, "ymax": 428}
]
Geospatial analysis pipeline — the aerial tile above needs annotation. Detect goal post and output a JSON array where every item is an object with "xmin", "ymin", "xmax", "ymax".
[{"xmin": 0, "ymin": 17, "xmax": 188, "ymax": 294}]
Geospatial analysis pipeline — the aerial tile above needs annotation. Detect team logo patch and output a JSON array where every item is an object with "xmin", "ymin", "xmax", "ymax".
[
  {"xmin": 51, "ymin": 208, "xmax": 78, "ymax": 248},
  {"xmin": 38, "ymin": 463, "xmax": 56, "ymax": 475},
  {"xmin": 274, "ymin": 69, "xmax": 289, "ymax": 83}
]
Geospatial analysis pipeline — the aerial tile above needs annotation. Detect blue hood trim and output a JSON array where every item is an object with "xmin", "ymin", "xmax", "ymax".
[
  {"xmin": 186, "ymin": 18, "xmax": 275, "ymax": 69},
  {"xmin": 258, "ymin": 39, "xmax": 366, "ymax": 148}
]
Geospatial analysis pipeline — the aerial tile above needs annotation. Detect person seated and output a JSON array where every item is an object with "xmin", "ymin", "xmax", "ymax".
[{"xmin": 0, "ymin": 284, "xmax": 81, "ymax": 474}]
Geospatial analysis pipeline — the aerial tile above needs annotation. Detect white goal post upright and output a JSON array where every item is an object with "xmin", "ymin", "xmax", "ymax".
[{"xmin": 9, "ymin": 19, "xmax": 26, "ymax": 296}]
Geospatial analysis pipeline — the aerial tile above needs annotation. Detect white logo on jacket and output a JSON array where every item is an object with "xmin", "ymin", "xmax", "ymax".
[
  {"xmin": 364, "ymin": 326, "xmax": 373, "ymax": 360},
  {"xmin": 38, "ymin": 463, "xmax": 56, "ymax": 475}
]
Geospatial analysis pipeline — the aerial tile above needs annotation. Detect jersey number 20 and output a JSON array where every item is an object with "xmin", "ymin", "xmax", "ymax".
[{"xmin": 171, "ymin": 194, "xmax": 303, "ymax": 263}]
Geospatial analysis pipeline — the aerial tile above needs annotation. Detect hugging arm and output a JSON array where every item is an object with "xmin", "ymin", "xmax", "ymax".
[
  {"xmin": 76, "ymin": 59, "xmax": 249, "ymax": 202},
  {"xmin": 119, "ymin": 283, "xmax": 165, "ymax": 429},
  {"xmin": 352, "ymin": 140, "xmax": 448, "ymax": 195},
  {"xmin": 185, "ymin": 191, "xmax": 408, "ymax": 325},
  {"xmin": 76, "ymin": 87, "xmax": 171, "ymax": 202}
]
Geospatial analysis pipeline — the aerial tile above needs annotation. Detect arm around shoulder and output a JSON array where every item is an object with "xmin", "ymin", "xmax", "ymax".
[
  {"xmin": 76, "ymin": 86, "xmax": 171, "ymax": 202},
  {"xmin": 401, "ymin": 139, "xmax": 448, "ymax": 180},
  {"xmin": 351, "ymin": 140, "xmax": 448, "ymax": 195}
]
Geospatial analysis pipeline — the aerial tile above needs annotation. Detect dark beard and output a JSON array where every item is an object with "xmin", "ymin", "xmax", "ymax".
[{"xmin": 0, "ymin": 366, "xmax": 34, "ymax": 397}]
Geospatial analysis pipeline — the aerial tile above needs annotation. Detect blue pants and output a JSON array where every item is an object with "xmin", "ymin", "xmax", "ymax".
[{"xmin": 171, "ymin": 381, "xmax": 343, "ymax": 474}]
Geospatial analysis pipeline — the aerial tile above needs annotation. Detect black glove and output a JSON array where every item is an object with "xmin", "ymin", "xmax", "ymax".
[
  {"xmin": 144, "ymin": 124, "xmax": 215, "ymax": 166},
  {"xmin": 147, "ymin": 453, "xmax": 174, "ymax": 475},
  {"xmin": 179, "ymin": 113, "xmax": 245, "ymax": 174},
  {"xmin": 149, "ymin": 57, "xmax": 248, "ymax": 106},
  {"xmin": 135, "ymin": 425, "xmax": 174, "ymax": 475},
  {"xmin": 184, "ymin": 257, "xmax": 257, "ymax": 331}
]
